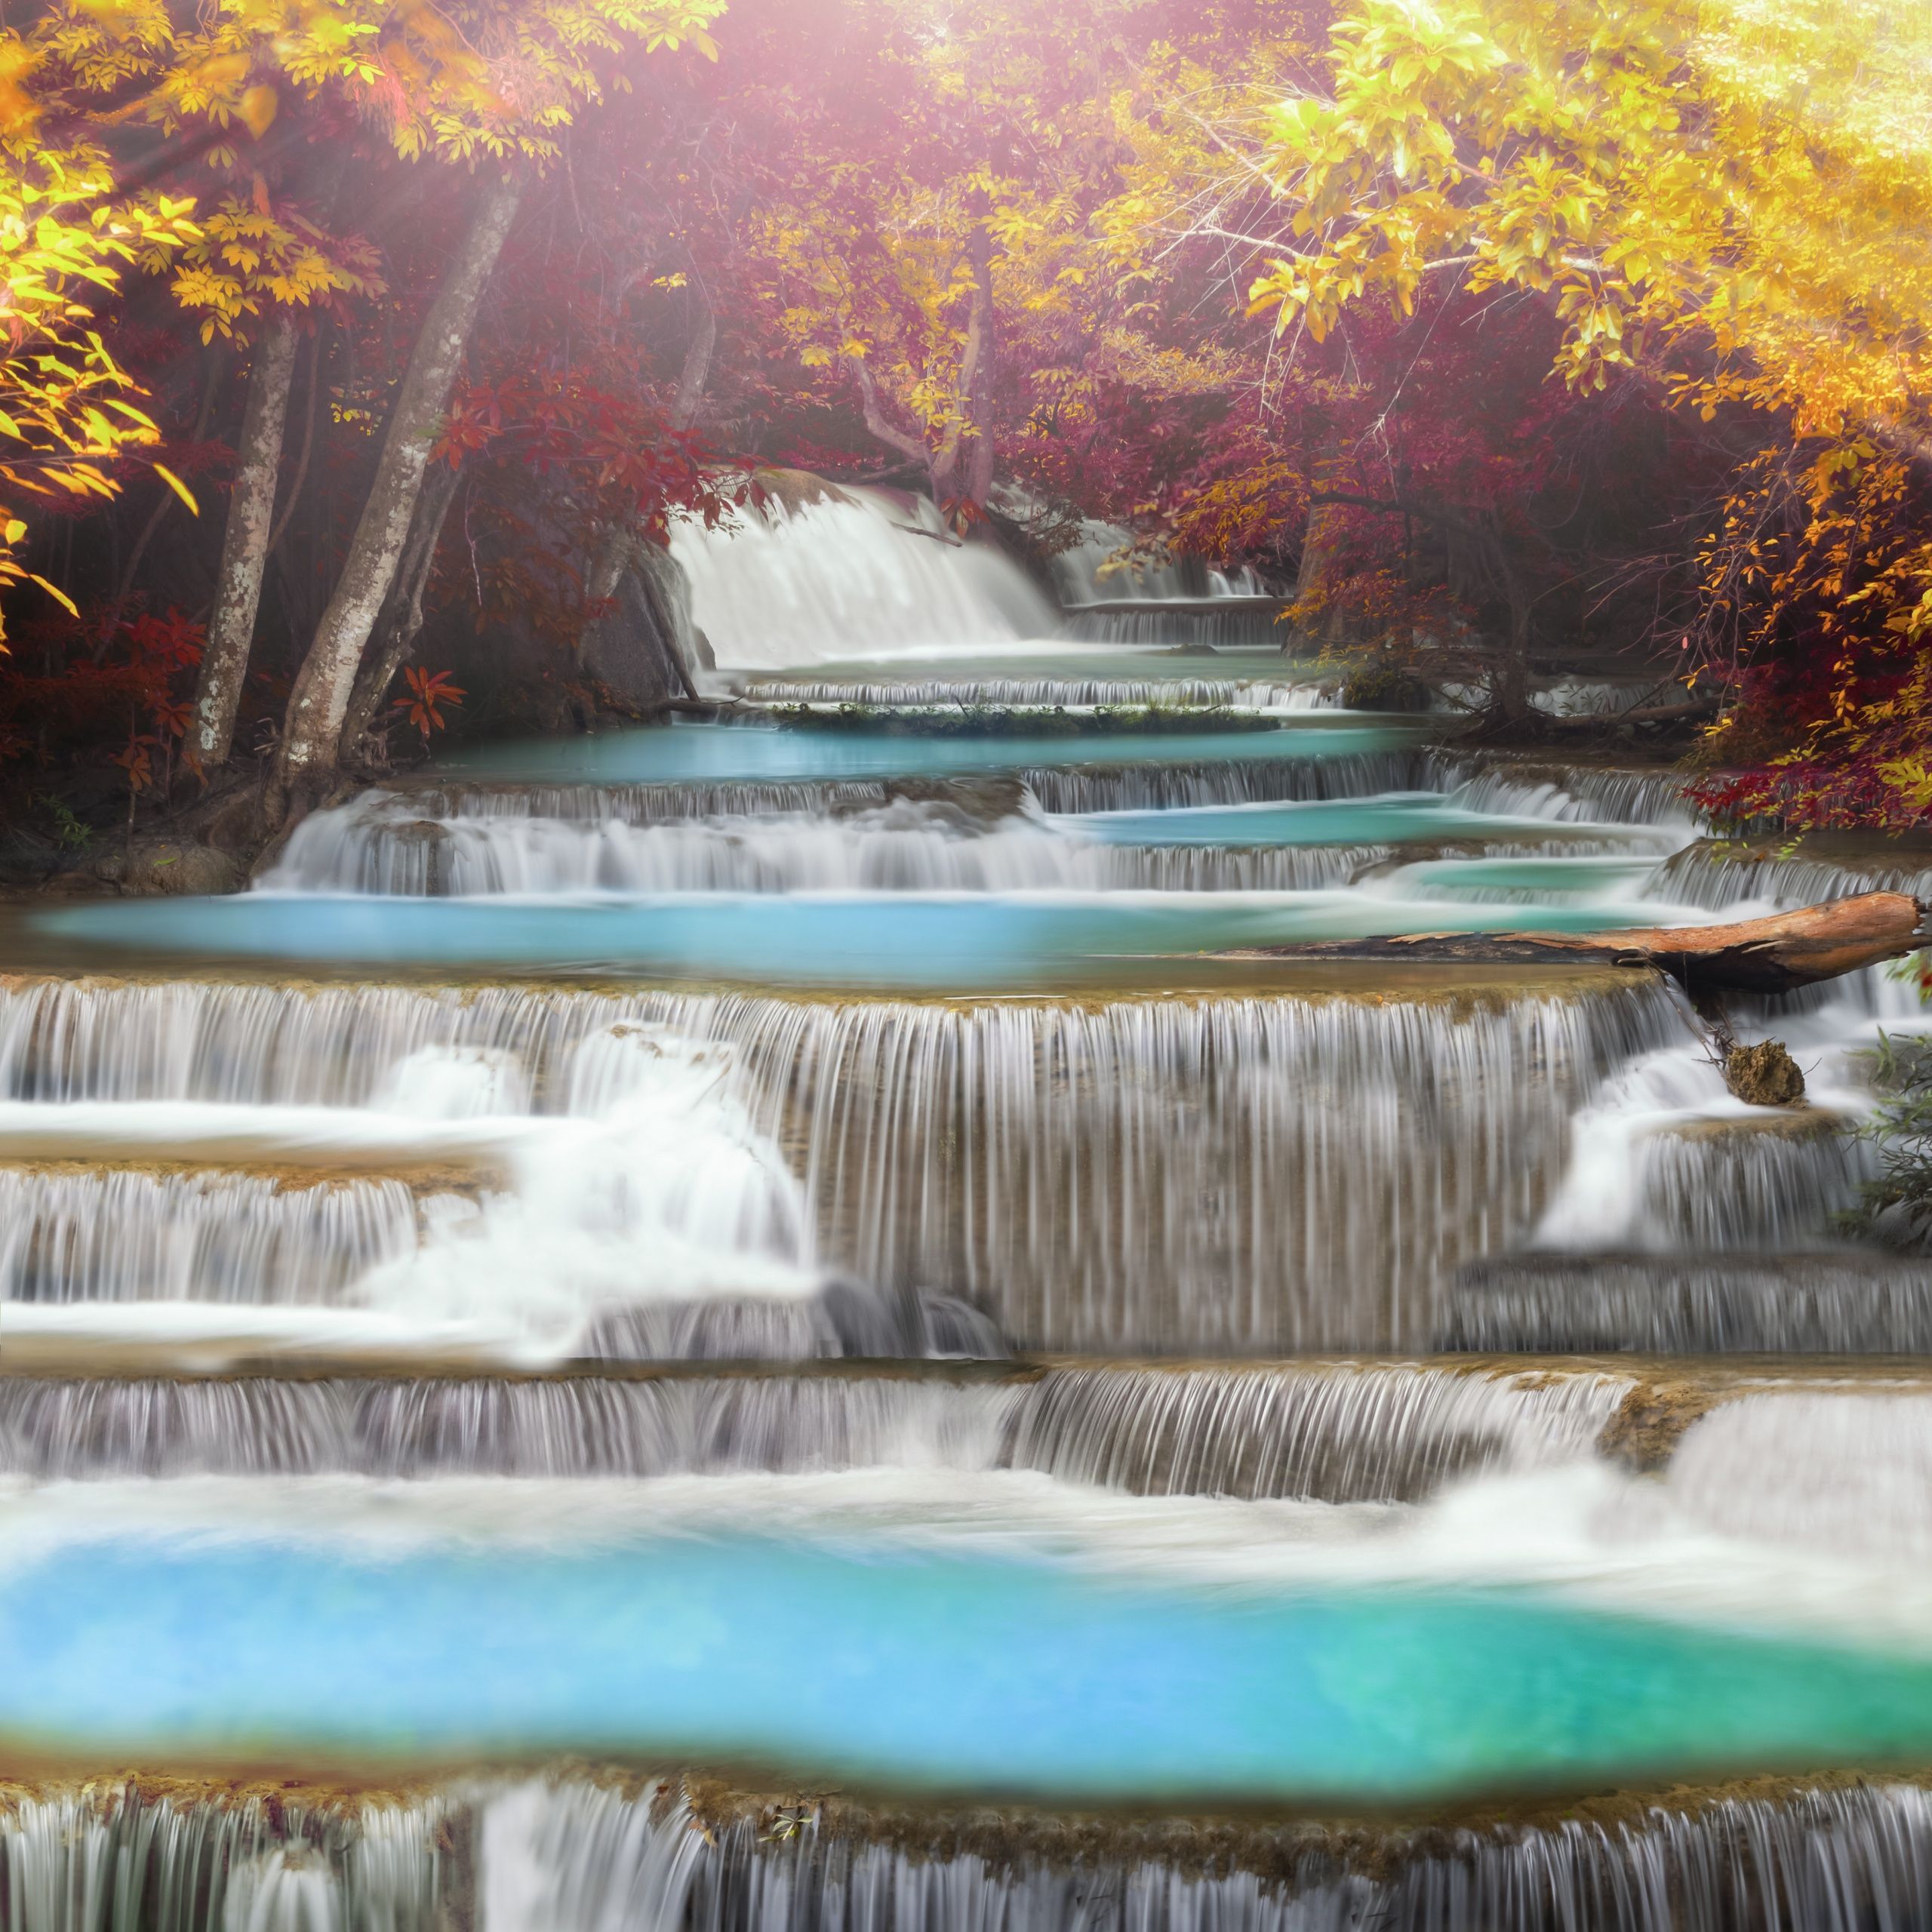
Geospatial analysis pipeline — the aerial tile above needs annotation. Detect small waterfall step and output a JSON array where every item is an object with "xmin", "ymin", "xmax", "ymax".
[
  {"xmin": 6, "ymin": 1355, "xmax": 1930, "ymax": 1490},
  {"xmin": 0, "ymin": 1357, "xmax": 1634, "ymax": 1497},
  {"xmin": 260, "ymin": 784, "xmax": 1671, "ymax": 897},
  {"xmin": 0, "ymin": 970, "xmax": 1685, "ymax": 1355},
  {"xmin": 1445, "ymin": 1251, "xmax": 1932, "ymax": 1353},
  {"xmin": 6, "ymin": 1767, "xmax": 1930, "ymax": 1932}
]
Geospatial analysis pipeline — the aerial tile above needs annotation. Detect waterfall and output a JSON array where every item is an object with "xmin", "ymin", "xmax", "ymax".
[
  {"xmin": 0, "ymin": 988, "xmax": 998, "ymax": 1361},
  {"xmin": 1059, "ymin": 603, "xmax": 1291, "ymax": 648},
  {"xmin": 739, "ymin": 675, "xmax": 1337, "ymax": 709},
  {"xmin": 0, "ymin": 974, "xmax": 1681, "ymax": 1350},
  {"xmin": 1625, "ymin": 1116, "xmax": 1875, "ymax": 1250},
  {"xmin": 1666, "ymin": 1393, "xmax": 1932, "ymax": 1561},
  {"xmin": 0, "ymin": 1785, "xmax": 450, "ymax": 1932},
  {"xmin": 476, "ymin": 1772, "xmax": 1932, "ymax": 1932},
  {"xmin": 299, "ymin": 747, "xmax": 1436, "ymax": 835},
  {"xmin": 998, "ymin": 1363, "xmax": 1629, "ymax": 1502},
  {"xmin": 1443, "ymin": 1251, "xmax": 1932, "ymax": 1352},
  {"xmin": 260, "ymin": 788, "xmax": 1394, "ymax": 896},
  {"xmin": 1651, "ymin": 843, "xmax": 1932, "ymax": 912},
  {"xmin": 667, "ymin": 489, "xmax": 1058, "ymax": 668},
  {"xmin": 1440, "ymin": 760, "xmax": 1700, "ymax": 832},
  {"xmin": 0, "ymin": 1361, "xmax": 1627, "ymax": 1496},
  {"xmin": 0, "ymin": 1168, "xmax": 423, "ymax": 1304},
  {"xmin": 5, "ymin": 1769, "xmax": 1927, "ymax": 1932},
  {"xmin": 1047, "ymin": 518, "xmax": 1287, "ymax": 648}
]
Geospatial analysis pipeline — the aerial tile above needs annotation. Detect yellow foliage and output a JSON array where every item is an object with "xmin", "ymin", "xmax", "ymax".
[
  {"xmin": 0, "ymin": 103, "xmax": 198, "ymax": 641},
  {"xmin": 3, "ymin": 0, "xmax": 727, "ymax": 635}
]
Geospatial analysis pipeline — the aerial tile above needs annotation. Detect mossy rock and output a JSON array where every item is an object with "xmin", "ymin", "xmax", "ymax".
[
  {"xmin": 1724, "ymin": 1038, "xmax": 1805, "ymax": 1106},
  {"xmin": 95, "ymin": 838, "xmax": 244, "ymax": 897}
]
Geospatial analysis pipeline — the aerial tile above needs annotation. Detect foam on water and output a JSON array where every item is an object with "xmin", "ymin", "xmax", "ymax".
[{"xmin": 0, "ymin": 1464, "xmax": 1930, "ymax": 1792}]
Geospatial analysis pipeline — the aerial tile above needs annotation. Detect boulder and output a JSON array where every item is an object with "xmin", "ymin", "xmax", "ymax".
[
  {"xmin": 95, "ymin": 838, "xmax": 245, "ymax": 897},
  {"xmin": 579, "ymin": 531, "xmax": 701, "ymax": 714},
  {"xmin": 1724, "ymin": 1038, "xmax": 1806, "ymax": 1106}
]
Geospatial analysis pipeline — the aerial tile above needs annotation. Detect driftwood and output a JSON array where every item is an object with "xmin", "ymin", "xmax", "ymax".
[
  {"xmin": 1532, "ymin": 696, "xmax": 1721, "ymax": 734},
  {"xmin": 1235, "ymin": 891, "xmax": 1928, "ymax": 996}
]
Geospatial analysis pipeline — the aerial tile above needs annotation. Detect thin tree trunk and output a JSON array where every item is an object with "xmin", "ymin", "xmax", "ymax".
[
  {"xmin": 97, "ymin": 348, "xmax": 226, "ymax": 657},
  {"xmin": 264, "ymin": 324, "xmax": 324, "ymax": 560},
  {"xmin": 672, "ymin": 297, "xmax": 715, "ymax": 431},
  {"xmin": 273, "ymin": 169, "xmax": 523, "ymax": 806},
  {"xmin": 960, "ymin": 198, "xmax": 996, "ymax": 507},
  {"xmin": 337, "ymin": 459, "xmax": 466, "ymax": 761},
  {"xmin": 191, "ymin": 314, "xmax": 298, "ymax": 767}
]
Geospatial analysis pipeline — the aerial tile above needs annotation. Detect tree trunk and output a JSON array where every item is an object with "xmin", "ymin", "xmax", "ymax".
[
  {"xmin": 958, "ymin": 196, "xmax": 996, "ymax": 507},
  {"xmin": 672, "ymin": 297, "xmax": 715, "ymax": 432},
  {"xmin": 98, "ymin": 347, "xmax": 226, "ymax": 657},
  {"xmin": 192, "ymin": 314, "xmax": 297, "ymax": 767},
  {"xmin": 1294, "ymin": 449, "xmax": 1350, "ymax": 652},
  {"xmin": 1231, "ymin": 892, "xmax": 1927, "ymax": 997},
  {"xmin": 337, "ymin": 457, "xmax": 466, "ymax": 762},
  {"xmin": 272, "ymin": 168, "xmax": 523, "ymax": 807}
]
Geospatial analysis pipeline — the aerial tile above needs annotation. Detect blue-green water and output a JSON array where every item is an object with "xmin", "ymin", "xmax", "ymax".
[
  {"xmin": 744, "ymin": 646, "xmax": 1307, "ymax": 687},
  {"xmin": 446, "ymin": 718, "xmax": 1420, "ymax": 785},
  {"xmin": 1060, "ymin": 795, "xmax": 1651, "ymax": 850},
  {"xmin": 34, "ymin": 888, "xmax": 1664, "ymax": 989},
  {"xmin": 1, "ymin": 1524, "xmax": 1929, "ymax": 1800}
]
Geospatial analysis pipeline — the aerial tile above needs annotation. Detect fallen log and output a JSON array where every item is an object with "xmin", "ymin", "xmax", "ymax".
[
  {"xmin": 1534, "ymin": 695, "xmax": 1721, "ymax": 733},
  {"xmin": 1231, "ymin": 891, "xmax": 1929, "ymax": 997}
]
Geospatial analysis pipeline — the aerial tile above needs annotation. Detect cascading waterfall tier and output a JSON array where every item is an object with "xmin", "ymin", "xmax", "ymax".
[
  {"xmin": 0, "ymin": 1360, "xmax": 1629, "ymax": 1496},
  {"xmin": 1059, "ymin": 601, "xmax": 1291, "ymax": 648},
  {"xmin": 0, "ymin": 1783, "xmax": 453, "ymax": 1932},
  {"xmin": 490, "ymin": 1773, "xmax": 1932, "ymax": 1932},
  {"xmin": 15, "ymin": 1770, "xmax": 1926, "ymax": 1932},
  {"xmin": 1625, "ymin": 1115, "xmax": 1875, "ymax": 1252},
  {"xmin": 1444, "ymin": 1251, "xmax": 1932, "ymax": 1353},
  {"xmin": 0, "ymin": 972, "xmax": 1681, "ymax": 1352},
  {"xmin": 1437, "ymin": 758, "xmax": 1699, "ymax": 832},
  {"xmin": 1651, "ymin": 841, "xmax": 1932, "ymax": 912},
  {"xmin": 290, "ymin": 746, "xmax": 1437, "ymax": 835},
  {"xmin": 260, "ymin": 789, "xmax": 1640, "ymax": 899},
  {"xmin": 0, "ymin": 1165, "xmax": 425, "ymax": 1305},
  {"xmin": 739, "ymin": 674, "xmax": 1334, "ymax": 709},
  {"xmin": 668, "ymin": 488, "xmax": 1059, "ymax": 669}
]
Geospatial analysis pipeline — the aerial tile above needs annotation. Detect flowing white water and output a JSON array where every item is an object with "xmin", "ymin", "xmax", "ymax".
[
  {"xmin": 669, "ymin": 490, "xmax": 1058, "ymax": 669},
  {"xmin": 259, "ymin": 789, "xmax": 1657, "ymax": 898},
  {"xmin": 0, "ymin": 1361, "xmax": 1629, "ymax": 1498},
  {"xmin": 1651, "ymin": 844, "xmax": 1932, "ymax": 912},
  {"xmin": 476, "ymin": 1771, "xmax": 1932, "ymax": 1932},
  {"xmin": 1051, "ymin": 519, "xmax": 1264, "ymax": 605},
  {"xmin": 5, "ymin": 1766, "xmax": 1927, "ymax": 1932},
  {"xmin": 0, "ymin": 974, "xmax": 1679, "ymax": 1352},
  {"xmin": 740, "ymin": 675, "xmax": 1336, "ymax": 708},
  {"xmin": 0, "ymin": 1786, "xmax": 450, "ymax": 1932}
]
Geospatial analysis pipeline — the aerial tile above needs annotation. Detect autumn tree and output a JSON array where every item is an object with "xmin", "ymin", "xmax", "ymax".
[
  {"xmin": 15, "ymin": 0, "xmax": 728, "ymax": 816},
  {"xmin": 1244, "ymin": 0, "xmax": 1932, "ymax": 804}
]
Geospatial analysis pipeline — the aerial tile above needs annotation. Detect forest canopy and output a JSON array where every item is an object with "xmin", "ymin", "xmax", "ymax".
[{"xmin": 2, "ymin": 0, "xmax": 1927, "ymax": 851}]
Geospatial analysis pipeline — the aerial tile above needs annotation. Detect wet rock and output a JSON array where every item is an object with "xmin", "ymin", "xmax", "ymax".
[
  {"xmin": 580, "ymin": 534, "xmax": 700, "ymax": 713},
  {"xmin": 875, "ymin": 775, "xmax": 1031, "ymax": 830},
  {"xmin": 94, "ymin": 838, "xmax": 244, "ymax": 896},
  {"xmin": 750, "ymin": 466, "xmax": 857, "ymax": 516},
  {"xmin": 1725, "ymin": 1038, "xmax": 1806, "ymax": 1106}
]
